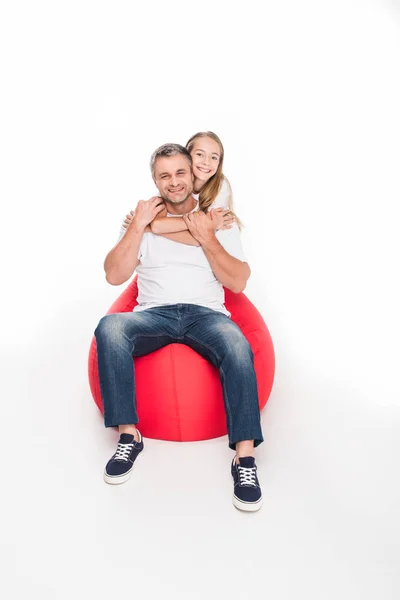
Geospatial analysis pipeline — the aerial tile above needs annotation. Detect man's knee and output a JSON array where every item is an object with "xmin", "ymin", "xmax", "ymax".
[
  {"xmin": 94, "ymin": 313, "xmax": 127, "ymax": 342},
  {"xmin": 218, "ymin": 323, "xmax": 254, "ymax": 362}
]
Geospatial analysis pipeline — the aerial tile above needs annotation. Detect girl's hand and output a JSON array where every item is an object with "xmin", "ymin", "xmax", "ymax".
[
  {"xmin": 208, "ymin": 208, "xmax": 235, "ymax": 230},
  {"xmin": 123, "ymin": 210, "xmax": 135, "ymax": 229}
]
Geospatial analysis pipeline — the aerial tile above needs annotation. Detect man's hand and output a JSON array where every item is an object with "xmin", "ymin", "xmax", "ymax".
[
  {"xmin": 133, "ymin": 197, "xmax": 165, "ymax": 230},
  {"xmin": 183, "ymin": 211, "xmax": 218, "ymax": 245}
]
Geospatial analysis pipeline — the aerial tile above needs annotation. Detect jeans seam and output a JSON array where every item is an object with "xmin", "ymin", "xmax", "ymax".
[
  {"xmin": 127, "ymin": 332, "xmax": 178, "ymax": 345},
  {"xmin": 184, "ymin": 333, "xmax": 234, "ymax": 439},
  {"xmin": 102, "ymin": 331, "xmax": 177, "ymax": 427},
  {"xmin": 184, "ymin": 334, "xmax": 223, "ymax": 364},
  {"xmin": 219, "ymin": 365, "xmax": 234, "ymax": 445}
]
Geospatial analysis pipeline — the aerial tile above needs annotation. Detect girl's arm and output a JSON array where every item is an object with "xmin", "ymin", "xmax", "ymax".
[
  {"xmin": 150, "ymin": 214, "xmax": 188, "ymax": 234},
  {"xmin": 124, "ymin": 208, "xmax": 190, "ymax": 235},
  {"xmin": 150, "ymin": 207, "xmax": 234, "ymax": 234},
  {"xmin": 122, "ymin": 207, "xmax": 233, "ymax": 246},
  {"xmin": 122, "ymin": 211, "xmax": 199, "ymax": 246},
  {"xmin": 165, "ymin": 210, "xmax": 234, "ymax": 248}
]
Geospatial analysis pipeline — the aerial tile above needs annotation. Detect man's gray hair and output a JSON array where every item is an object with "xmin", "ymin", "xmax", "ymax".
[{"xmin": 150, "ymin": 143, "xmax": 192, "ymax": 178}]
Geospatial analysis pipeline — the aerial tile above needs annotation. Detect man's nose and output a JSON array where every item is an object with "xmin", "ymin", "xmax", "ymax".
[{"xmin": 170, "ymin": 176, "xmax": 179, "ymax": 187}]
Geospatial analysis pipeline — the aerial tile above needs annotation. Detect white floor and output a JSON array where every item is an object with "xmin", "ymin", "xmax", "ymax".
[{"xmin": 3, "ymin": 338, "xmax": 399, "ymax": 600}]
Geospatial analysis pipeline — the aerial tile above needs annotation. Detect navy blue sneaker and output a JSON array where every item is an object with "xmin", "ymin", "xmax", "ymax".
[
  {"xmin": 231, "ymin": 456, "xmax": 263, "ymax": 512},
  {"xmin": 104, "ymin": 431, "xmax": 144, "ymax": 485}
]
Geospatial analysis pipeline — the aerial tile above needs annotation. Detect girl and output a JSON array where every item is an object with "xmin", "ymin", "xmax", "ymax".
[{"xmin": 186, "ymin": 130, "xmax": 240, "ymax": 221}]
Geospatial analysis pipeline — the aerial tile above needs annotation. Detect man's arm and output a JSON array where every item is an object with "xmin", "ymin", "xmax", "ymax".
[
  {"xmin": 183, "ymin": 212, "xmax": 250, "ymax": 293},
  {"xmin": 104, "ymin": 219, "xmax": 144, "ymax": 286},
  {"xmin": 104, "ymin": 198, "xmax": 164, "ymax": 286},
  {"xmin": 201, "ymin": 237, "xmax": 250, "ymax": 293}
]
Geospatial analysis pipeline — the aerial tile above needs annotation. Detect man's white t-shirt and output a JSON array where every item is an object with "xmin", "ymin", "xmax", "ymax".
[{"xmin": 117, "ymin": 192, "xmax": 245, "ymax": 317}]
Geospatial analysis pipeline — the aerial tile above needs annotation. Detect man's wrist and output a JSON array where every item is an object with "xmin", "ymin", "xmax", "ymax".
[{"xmin": 130, "ymin": 216, "xmax": 147, "ymax": 234}]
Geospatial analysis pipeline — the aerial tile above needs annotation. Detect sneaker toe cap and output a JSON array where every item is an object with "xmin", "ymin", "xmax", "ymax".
[
  {"xmin": 105, "ymin": 460, "xmax": 131, "ymax": 477},
  {"xmin": 235, "ymin": 486, "xmax": 262, "ymax": 503}
]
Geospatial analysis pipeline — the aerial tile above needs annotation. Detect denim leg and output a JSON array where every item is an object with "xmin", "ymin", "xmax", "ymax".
[
  {"xmin": 181, "ymin": 305, "xmax": 263, "ymax": 450},
  {"xmin": 94, "ymin": 309, "xmax": 179, "ymax": 428}
]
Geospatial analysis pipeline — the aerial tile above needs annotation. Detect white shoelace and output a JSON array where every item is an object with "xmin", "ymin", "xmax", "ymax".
[
  {"xmin": 238, "ymin": 465, "xmax": 257, "ymax": 487},
  {"xmin": 114, "ymin": 442, "xmax": 134, "ymax": 462}
]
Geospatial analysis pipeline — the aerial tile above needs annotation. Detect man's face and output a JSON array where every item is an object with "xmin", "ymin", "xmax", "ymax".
[{"xmin": 153, "ymin": 155, "xmax": 194, "ymax": 204}]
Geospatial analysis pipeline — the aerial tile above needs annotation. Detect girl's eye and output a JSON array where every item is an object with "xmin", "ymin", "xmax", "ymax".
[
  {"xmin": 196, "ymin": 152, "xmax": 202, "ymax": 157},
  {"xmin": 212, "ymin": 157, "xmax": 218, "ymax": 161}
]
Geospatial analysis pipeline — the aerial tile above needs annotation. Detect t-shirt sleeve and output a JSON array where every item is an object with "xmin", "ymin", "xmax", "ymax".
[
  {"xmin": 215, "ymin": 223, "xmax": 247, "ymax": 262},
  {"xmin": 116, "ymin": 220, "xmax": 144, "ymax": 260},
  {"xmin": 209, "ymin": 178, "xmax": 232, "ymax": 210}
]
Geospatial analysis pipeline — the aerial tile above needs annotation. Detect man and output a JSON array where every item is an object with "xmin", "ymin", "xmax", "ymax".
[{"xmin": 95, "ymin": 143, "xmax": 264, "ymax": 512}]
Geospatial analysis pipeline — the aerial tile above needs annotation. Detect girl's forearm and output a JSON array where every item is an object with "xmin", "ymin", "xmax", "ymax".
[{"xmin": 150, "ymin": 216, "xmax": 188, "ymax": 234}]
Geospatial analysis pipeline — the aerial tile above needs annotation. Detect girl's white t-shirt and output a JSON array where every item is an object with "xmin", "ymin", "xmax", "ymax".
[{"xmin": 117, "ymin": 183, "xmax": 244, "ymax": 317}]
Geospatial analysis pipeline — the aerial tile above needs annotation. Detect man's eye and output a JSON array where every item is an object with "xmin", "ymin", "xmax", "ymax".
[{"xmin": 161, "ymin": 175, "xmax": 168, "ymax": 179}]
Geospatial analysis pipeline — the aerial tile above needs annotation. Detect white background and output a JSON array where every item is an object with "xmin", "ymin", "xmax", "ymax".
[{"xmin": 1, "ymin": 1, "xmax": 399, "ymax": 598}]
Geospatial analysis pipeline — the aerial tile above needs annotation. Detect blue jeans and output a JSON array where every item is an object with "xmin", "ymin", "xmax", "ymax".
[{"xmin": 94, "ymin": 304, "xmax": 263, "ymax": 450}]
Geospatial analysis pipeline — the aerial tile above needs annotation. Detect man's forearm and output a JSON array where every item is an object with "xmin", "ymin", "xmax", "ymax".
[
  {"xmin": 104, "ymin": 219, "xmax": 146, "ymax": 285},
  {"xmin": 201, "ymin": 236, "xmax": 250, "ymax": 293}
]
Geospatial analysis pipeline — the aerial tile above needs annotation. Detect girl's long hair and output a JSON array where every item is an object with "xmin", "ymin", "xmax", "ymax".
[{"xmin": 186, "ymin": 131, "xmax": 242, "ymax": 228}]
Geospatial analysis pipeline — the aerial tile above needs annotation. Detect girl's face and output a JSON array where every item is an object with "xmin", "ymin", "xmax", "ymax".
[{"xmin": 190, "ymin": 136, "xmax": 221, "ymax": 183}]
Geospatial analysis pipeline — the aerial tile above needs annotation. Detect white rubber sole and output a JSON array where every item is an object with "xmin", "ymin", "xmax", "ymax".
[
  {"xmin": 103, "ymin": 448, "xmax": 143, "ymax": 485},
  {"xmin": 232, "ymin": 493, "xmax": 263, "ymax": 512}
]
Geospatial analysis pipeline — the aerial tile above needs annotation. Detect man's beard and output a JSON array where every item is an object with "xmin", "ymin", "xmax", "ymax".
[{"xmin": 160, "ymin": 186, "xmax": 194, "ymax": 206}]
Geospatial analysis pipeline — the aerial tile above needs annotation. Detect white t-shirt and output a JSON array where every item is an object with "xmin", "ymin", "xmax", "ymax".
[{"xmin": 117, "ymin": 193, "xmax": 246, "ymax": 317}]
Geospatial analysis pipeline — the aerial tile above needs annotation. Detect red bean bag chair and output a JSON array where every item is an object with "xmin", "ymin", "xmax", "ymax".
[{"xmin": 88, "ymin": 277, "xmax": 275, "ymax": 442}]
